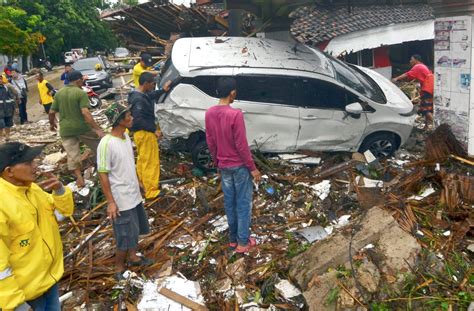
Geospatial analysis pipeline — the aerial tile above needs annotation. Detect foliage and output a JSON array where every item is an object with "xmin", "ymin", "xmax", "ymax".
[
  {"xmin": 0, "ymin": 5, "xmax": 40, "ymax": 55},
  {"xmin": 1, "ymin": 0, "xmax": 118, "ymax": 62}
]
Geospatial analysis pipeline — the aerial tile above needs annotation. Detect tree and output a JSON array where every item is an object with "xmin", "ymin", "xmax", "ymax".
[
  {"xmin": 0, "ymin": 5, "xmax": 40, "ymax": 56},
  {"xmin": 1, "ymin": 0, "xmax": 119, "ymax": 63}
]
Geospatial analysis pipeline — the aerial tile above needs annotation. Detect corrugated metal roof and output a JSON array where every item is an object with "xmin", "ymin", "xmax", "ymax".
[{"xmin": 290, "ymin": 4, "xmax": 434, "ymax": 45}]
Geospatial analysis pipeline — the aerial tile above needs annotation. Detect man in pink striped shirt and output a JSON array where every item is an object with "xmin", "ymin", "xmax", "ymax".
[{"xmin": 205, "ymin": 77, "xmax": 261, "ymax": 253}]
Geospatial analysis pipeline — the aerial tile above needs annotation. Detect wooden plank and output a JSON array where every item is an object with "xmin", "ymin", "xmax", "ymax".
[{"xmin": 158, "ymin": 287, "xmax": 208, "ymax": 311}]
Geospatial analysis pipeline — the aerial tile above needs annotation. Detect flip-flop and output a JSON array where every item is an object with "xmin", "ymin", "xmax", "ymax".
[
  {"xmin": 235, "ymin": 237, "xmax": 257, "ymax": 254},
  {"xmin": 228, "ymin": 242, "xmax": 237, "ymax": 249},
  {"xmin": 128, "ymin": 256, "xmax": 153, "ymax": 267}
]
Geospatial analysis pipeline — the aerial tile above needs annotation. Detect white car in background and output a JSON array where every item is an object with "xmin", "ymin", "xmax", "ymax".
[{"xmin": 157, "ymin": 37, "xmax": 416, "ymax": 168}]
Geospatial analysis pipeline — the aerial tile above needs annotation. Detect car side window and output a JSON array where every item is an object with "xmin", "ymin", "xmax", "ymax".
[
  {"xmin": 236, "ymin": 76, "xmax": 293, "ymax": 105},
  {"xmin": 191, "ymin": 76, "xmax": 219, "ymax": 97},
  {"xmin": 295, "ymin": 79, "xmax": 358, "ymax": 110}
]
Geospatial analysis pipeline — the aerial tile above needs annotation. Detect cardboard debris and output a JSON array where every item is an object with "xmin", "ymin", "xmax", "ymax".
[{"xmin": 137, "ymin": 275, "xmax": 205, "ymax": 311}]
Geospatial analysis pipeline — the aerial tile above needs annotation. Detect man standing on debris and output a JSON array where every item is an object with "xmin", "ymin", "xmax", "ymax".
[
  {"xmin": 205, "ymin": 77, "xmax": 261, "ymax": 253},
  {"xmin": 11, "ymin": 69, "xmax": 29, "ymax": 124},
  {"xmin": 60, "ymin": 64, "xmax": 72, "ymax": 85},
  {"xmin": 0, "ymin": 73, "xmax": 20, "ymax": 142},
  {"xmin": 98, "ymin": 103, "xmax": 152, "ymax": 280},
  {"xmin": 132, "ymin": 53, "xmax": 157, "ymax": 88},
  {"xmin": 36, "ymin": 72, "xmax": 55, "ymax": 114},
  {"xmin": 0, "ymin": 142, "xmax": 74, "ymax": 310},
  {"xmin": 49, "ymin": 70, "xmax": 104, "ymax": 188},
  {"xmin": 392, "ymin": 54, "xmax": 434, "ymax": 130},
  {"xmin": 128, "ymin": 72, "xmax": 171, "ymax": 199}
]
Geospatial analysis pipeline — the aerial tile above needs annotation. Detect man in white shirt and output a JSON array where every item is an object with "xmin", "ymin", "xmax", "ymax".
[{"xmin": 97, "ymin": 103, "xmax": 152, "ymax": 280}]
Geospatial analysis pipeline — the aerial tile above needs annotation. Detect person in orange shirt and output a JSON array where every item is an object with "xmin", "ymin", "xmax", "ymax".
[{"xmin": 393, "ymin": 54, "xmax": 434, "ymax": 130}]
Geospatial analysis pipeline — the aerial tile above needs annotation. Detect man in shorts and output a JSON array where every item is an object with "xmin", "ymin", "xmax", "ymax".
[
  {"xmin": 98, "ymin": 103, "xmax": 152, "ymax": 280},
  {"xmin": 392, "ymin": 54, "xmax": 434, "ymax": 130},
  {"xmin": 0, "ymin": 74, "xmax": 19, "ymax": 142},
  {"xmin": 49, "ymin": 70, "xmax": 104, "ymax": 188}
]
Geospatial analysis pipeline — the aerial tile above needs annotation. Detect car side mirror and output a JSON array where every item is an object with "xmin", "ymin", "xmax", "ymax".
[{"xmin": 345, "ymin": 102, "xmax": 363, "ymax": 115}]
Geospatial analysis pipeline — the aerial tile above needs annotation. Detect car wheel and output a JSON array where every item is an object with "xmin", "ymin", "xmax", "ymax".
[
  {"xmin": 359, "ymin": 133, "xmax": 397, "ymax": 158},
  {"xmin": 191, "ymin": 140, "xmax": 212, "ymax": 171},
  {"xmin": 89, "ymin": 96, "xmax": 102, "ymax": 109}
]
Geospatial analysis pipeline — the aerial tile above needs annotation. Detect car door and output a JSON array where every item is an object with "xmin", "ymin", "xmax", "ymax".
[
  {"xmin": 295, "ymin": 78, "xmax": 367, "ymax": 151},
  {"xmin": 230, "ymin": 75, "xmax": 300, "ymax": 152}
]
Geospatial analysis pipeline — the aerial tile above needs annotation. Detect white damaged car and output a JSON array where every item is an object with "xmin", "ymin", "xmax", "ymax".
[{"xmin": 156, "ymin": 37, "xmax": 416, "ymax": 168}]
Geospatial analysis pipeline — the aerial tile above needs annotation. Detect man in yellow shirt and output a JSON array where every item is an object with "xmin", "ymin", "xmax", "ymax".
[
  {"xmin": 36, "ymin": 72, "xmax": 55, "ymax": 113},
  {"xmin": 132, "ymin": 53, "xmax": 157, "ymax": 87},
  {"xmin": 0, "ymin": 142, "xmax": 74, "ymax": 310}
]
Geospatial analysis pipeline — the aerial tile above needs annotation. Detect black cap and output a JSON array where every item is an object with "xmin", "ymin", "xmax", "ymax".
[
  {"xmin": 68, "ymin": 70, "xmax": 83, "ymax": 82},
  {"xmin": 140, "ymin": 53, "xmax": 154, "ymax": 67},
  {"xmin": 0, "ymin": 142, "xmax": 44, "ymax": 172}
]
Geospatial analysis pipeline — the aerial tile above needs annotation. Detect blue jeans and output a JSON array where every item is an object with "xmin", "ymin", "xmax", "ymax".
[
  {"xmin": 220, "ymin": 166, "xmax": 253, "ymax": 246},
  {"xmin": 27, "ymin": 283, "xmax": 60, "ymax": 311}
]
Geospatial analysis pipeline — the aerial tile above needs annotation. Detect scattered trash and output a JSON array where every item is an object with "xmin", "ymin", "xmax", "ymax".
[
  {"xmin": 66, "ymin": 180, "xmax": 94, "ymax": 197},
  {"xmin": 274, "ymin": 279, "xmax": 302, "ymax": 299},
  {"xmin": 137, "ymin": 275, "xmax": 205, "ymax": 311},
  {"xmin": 298, "ymin": 180, "xmax": 331, "ymax": 200},
  {"xmin": 278, "ymin": 154, "xmax": 308, "ymax": 160},
  {"xmin": 408, "ymin": 185, "xmax": 436, "ymax": 200},
  {"xmin": 296, "ymin": 225, "xmax": 328, "ymax": 243},
  {"xmin": 289, "ymin": 157, "xmax": 322, "ymax": 165}
]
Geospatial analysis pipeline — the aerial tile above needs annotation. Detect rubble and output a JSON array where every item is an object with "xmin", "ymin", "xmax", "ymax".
[{"xmin": 6, "ymin": 115, "xmax": 471, "ymax": 310}]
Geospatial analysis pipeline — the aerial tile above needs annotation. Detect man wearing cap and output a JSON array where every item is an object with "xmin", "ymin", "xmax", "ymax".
[
  {"xmin": 0, "ymin": 142, "xmax": 74, "ymax": 310},
  {"xmin": 98, "ymin": 103, "xmax": 152, "ymax": 280},
  {"xmin": 11, "ymin": 59, "xmax": 19, "ymax": 71},
  {"xmin": 0, "ymin": 74, "xmax": 20, "ymax": 142},
  {"xmin": 132, "ymin": 53, "xmax": 157, "ymax": 88},
  {"xmin": 49, "ymin": 70, "xmax": 105, "ymax": 188}
]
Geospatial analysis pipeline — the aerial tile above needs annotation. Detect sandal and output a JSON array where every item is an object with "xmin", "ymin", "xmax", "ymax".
[
  {"xmin": 228, "ymin": 242, "xmax": 237, "ymax": 249},
  {"xmin": 235, "ymin": 237, "xmax": 257, "ymax": 254},
  {"xmin": 128, "ymin": 256, "xmax": 153, "ymax": 267}
]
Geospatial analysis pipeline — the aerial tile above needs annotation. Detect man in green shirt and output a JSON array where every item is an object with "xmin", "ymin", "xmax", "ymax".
[{"xmin": 49, "ymin": 70, "xmax": 104, "ymax": 188}]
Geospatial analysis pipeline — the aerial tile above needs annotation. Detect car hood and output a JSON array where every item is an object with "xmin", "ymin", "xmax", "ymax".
[
  {"xmin": 356, "ymin": 66, "xmax": 413, "ymax": 114},
  {"xmin": 80, "ymin": 69, "xmax": 106, "ymax": 80}
]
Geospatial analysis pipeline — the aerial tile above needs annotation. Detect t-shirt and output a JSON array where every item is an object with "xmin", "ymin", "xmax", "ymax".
[
  {"xmin": 205, "ymin": 105, "xmax": 256, "ymax": 171},
  {"xmin": 51, "ymin": 85, "xmax": 91, "ymax": 137},
  {"xmin": 97, "ymin": 133, "xmax": 142, "ymax": 212},
  {"xmin": 132, "ymin": 63, "xmax": 150, "ymax": 87},
  {"xmin": 61, "ymin": 72, "xmax": 70, "ymax": 85},
  {"xmin": 406, "ymin": 63, "xmax": 433, "ymax": 95}
]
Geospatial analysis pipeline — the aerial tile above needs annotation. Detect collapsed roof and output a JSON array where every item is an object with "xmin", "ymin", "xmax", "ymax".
[{"xmin": 100, "ymin": 0, "xmax": 221, "ymax": 51}]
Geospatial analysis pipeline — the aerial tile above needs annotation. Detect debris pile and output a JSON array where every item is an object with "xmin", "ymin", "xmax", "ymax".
[{"xmin": 8, "ymin": 118, "xmax": 472, "ymax": 310}]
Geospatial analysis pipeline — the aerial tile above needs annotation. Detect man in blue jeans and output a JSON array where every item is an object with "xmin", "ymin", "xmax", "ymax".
[{"xmin": 205, "ymin": 77, "xmax": 261, "ymax": 253}]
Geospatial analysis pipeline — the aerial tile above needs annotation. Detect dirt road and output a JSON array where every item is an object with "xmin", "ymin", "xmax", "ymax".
[{"xmin": 25, "ymin": 67, "xmax": 64, "ymax": 122}]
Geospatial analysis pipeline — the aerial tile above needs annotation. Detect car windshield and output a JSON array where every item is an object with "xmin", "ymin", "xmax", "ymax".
[
  {"xmin": 159, "ymin": 60, "xmax": 180, "ymax": 88},
  {"xmin": 329, "ymin": 57, "xmax": 385, "ymax": 104},
  {"xmin": 74, "ymin": 58, "xmax": 100, "ymax": 71}
]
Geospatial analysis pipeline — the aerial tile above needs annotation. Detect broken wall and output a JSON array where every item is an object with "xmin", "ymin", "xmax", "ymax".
[{"xmin": 434, "ymin": 15, "xmax": 474, "ymax": 154}]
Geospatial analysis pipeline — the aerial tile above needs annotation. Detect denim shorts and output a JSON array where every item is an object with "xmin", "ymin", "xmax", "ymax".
[{"xmin": 112, "ymin": 203, "xmax": 150, "ymax": 250}]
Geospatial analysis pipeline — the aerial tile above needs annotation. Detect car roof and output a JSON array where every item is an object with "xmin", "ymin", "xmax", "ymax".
[{"xmin": 172, "ymin": 37, "xmax": 334, "ymax": 78}]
